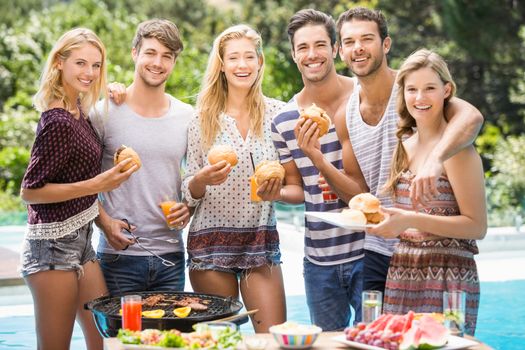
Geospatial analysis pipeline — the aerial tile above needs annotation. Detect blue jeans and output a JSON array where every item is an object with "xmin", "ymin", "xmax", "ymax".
[
  {"xmin": 97, "ymin": 252, "xmax": 185, "ymax": 296},
  {"xmin": 303, "ymin": 257, "xmax": 363, "ymax": 331},
  {"xmin": 363, "ymin": 250, "xmax": 391, "ymax": 295}
]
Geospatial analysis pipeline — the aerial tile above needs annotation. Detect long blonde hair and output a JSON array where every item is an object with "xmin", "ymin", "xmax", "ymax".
[
  {"xmin": 384, "ymin": 49, "xmax": 457, "ymax": 196},
  {"xmin": 197, "ymin": 24, "xmax": 265, "ymax": 148},
  {"xmin": 33, "ymin": 28, "xmax": 107, "ymax": 116}
]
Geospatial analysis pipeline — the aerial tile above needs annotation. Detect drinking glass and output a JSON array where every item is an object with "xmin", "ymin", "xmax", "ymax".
[
  {"xmin": 318, "ymin": 174, "xmax": 338, "ymax": 203},
  {"xmin": 121, "ymin": 295, "xmax": 142, "ymax": 331},
  {"xmin": 250, "ymin": 176, "xmax": 262, "ymax": 202},
  {"xmin": 362, "ymin": 290, "xmax": 382, "ymax": 324},
  {"xmin": 160, "ymin": 192, "xmax": 181, "ymax": 230},
  {"xmin": 443, "ymin": 290, "xmax": 466, "ymax": 337}
]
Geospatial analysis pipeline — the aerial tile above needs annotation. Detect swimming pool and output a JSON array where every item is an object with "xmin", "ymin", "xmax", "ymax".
[
  {"xmin": 1, "ymin": 280, "xmax": 524, "ymax": 349},
  {"xmin": 1, "ymin": 225, "xmax": 524, "ymax": 349}
]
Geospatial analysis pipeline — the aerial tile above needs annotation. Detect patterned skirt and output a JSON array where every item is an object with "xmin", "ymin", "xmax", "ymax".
[
  {"xmin": 383, "ymin": 238, "xmax": 480, "ymax": 335},
  {"xmin": 187, "ymin": 226, "xmax": 280, "ymax": 270}
]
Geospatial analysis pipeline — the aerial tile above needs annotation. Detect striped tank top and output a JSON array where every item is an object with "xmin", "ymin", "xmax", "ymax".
[
  {"xmin": 346, "ymin": 82, "xmax": 399, "ymax": 256},
  {"xmin": 272, "ymin": 98, "xmax": 365, "ymax": 266}
]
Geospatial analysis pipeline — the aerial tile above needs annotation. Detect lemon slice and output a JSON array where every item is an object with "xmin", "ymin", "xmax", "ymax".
[
  {"xmin": 174, "ymin": 306, "xmax": 191, "ymax": 318},
  {"xmin": 142, "ymin": 309, "xmax": 165, "ymax": 318},
  {"xmin": 363, "ymin": 299, "xmax": 380, "ymax": 307}
]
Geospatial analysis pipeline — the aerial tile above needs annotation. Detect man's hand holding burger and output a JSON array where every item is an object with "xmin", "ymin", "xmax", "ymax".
[{"xmin": 294, "ymin": 104, "xmax": 330, "ymax": 166}]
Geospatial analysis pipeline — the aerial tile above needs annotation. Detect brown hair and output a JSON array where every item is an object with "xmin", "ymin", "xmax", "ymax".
[
  {"xmin": 132, "ymin": 19, "xmax": 183, "ymax": 57},
  {"xmin": 287, "ymin": 9, "xmax": 336, "ymax": 49},
  {"xmin": 384, "ymin": 49, "xmax": 457, "ymax": 196},
  {"xmin": 336, "ymin": 7, "xmax": 389, "ymax": 43}
]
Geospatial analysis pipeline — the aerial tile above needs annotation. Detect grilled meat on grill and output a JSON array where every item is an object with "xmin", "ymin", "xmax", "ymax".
[
  {"xmin": 143, "ymin": 295, "xmax": 165, "ymax": 307},
  {"xmin": 141, "ymin": 294, "xmax": 208, "ymax": 310}
]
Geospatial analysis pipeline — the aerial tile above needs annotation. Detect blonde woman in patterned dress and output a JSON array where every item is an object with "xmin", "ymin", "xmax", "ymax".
[
  {"xmin": 182, "ymin": 24, "xmax": 286, "ymax": 332},
  {"xmin": 368, "ymin": 49, "xmax": 487, "ymax": 335}
]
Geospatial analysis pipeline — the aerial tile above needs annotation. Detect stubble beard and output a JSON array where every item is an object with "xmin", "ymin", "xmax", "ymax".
[
  {"xmin": 138, "ymin": 68, "xmax": 167, "ymax": 88},
  {"xmin": 349, "ymin": 54, "xmax": 384, "ymax": 78}
]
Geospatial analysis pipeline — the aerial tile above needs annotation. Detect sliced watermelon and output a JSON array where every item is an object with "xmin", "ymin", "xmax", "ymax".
[
  {"xmin": 368, "ymin": 314, "xmax": 393, "ymax": 332},
  {"xmin": 399, "ymin": 315, "xmax": 449, "ymax": 350},
  {"xmin": 402, "ymin": 311, "xmax": 415, "ymax": 333}
]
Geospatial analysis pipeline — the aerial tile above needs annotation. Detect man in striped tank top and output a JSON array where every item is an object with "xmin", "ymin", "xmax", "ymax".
[
  {"xmin": 335, "ymin": 7, "xmax": 484, "ymax": 294},
  {"xmin": 264, "ymin": 9, "xmax": 370, "ymax": 331}
]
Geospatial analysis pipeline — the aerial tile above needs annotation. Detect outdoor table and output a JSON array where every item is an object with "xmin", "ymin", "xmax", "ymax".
[{"xmin": 104, "ymin": 331, "xmax": 493, "ymax": 349}]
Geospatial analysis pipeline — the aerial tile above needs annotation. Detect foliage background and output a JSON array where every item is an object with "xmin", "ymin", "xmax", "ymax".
[{"xmin": 0, "ymin": 0, "xmax": 524, "ymax": 226}]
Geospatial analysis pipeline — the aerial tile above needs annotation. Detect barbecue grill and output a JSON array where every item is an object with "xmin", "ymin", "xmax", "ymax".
[{"xmin": 85, "ymin": 291, "xmax": 244, "ymax": 337}]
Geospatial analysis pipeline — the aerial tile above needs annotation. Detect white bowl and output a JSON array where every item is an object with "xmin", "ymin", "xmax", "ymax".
[{"xmin": 269, "ymin": 323, "xmax": 322, "ymax": 349}]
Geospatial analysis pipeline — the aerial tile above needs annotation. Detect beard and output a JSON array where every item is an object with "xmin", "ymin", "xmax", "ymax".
[
  {"xmin": 349, "ymin": 54, "xmax": 384, "ymax": 78},
  {"xmin": 137, "ymin": 68, "xmax": 167, "ymax": 88}
]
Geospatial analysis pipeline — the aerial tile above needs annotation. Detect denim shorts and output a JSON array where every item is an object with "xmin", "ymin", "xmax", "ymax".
[
  {"xmin": 303, "ymin": 257, "xmax": 363, "ymax": 331},
  {"xmin": 188, "ymin": 251, "xmax": 282, "ymax": 278},
  {"xmin": 20, "ymin": 221, "xmax": 97, "ymax": 278},
  {"xmin": 97, "ymin": 252, "xmax": 185, "ymax": 296}
]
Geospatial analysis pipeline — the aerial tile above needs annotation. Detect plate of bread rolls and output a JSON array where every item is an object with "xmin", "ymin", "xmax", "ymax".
[{"xmin": 305, "ymin": 193, "xmax": 384, "ymax": 231}]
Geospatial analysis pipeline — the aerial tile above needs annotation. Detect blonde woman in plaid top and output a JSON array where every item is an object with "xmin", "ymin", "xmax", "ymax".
[{"xmin": 20, "ymin": 28, "xmax": 136, "ymax": 350}]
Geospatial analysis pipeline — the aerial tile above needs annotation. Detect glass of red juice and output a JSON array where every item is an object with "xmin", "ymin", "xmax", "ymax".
[{"xmin": 121, "ymin": 295, "xmax": 142, "ymax": 331}]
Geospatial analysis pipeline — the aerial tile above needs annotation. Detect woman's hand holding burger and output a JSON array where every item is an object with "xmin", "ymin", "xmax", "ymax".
[
  {"xmin": 92, "ymin": 158, "xmax": 139, "ymax": 193},
  {"xmin": 257, "ymin": 178, "xmax": 283, "ymax": 201},
  {"xmin": 367, "ymin": 207, "xmax": 412, "ymax": 239}
]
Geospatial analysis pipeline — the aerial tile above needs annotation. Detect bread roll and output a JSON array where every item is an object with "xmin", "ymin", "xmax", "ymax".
[
  {"xmin": 299, "ymin": 103, "xmax": 331, "ymax": 137},
  {"xmin": 254, "ymin": 160, "xmax": 285, "ymax": 185},
  {"xmin": 208, "ymin": 145, "xmax": 238, "ymax": 166},
  {"xmin": 365, "ymin": 211, "xmax": 384, "ymax": 224},
  {"xmin": 113, "ymin": 145, "xmax": 141, "ymax": 172},
  {"xmin": 341, "ymin": 208, "xmax": 367, "ymax": 225},
  {"xmin": 349, "ymin": 193, "xmax": 381, "ymax": 214}
]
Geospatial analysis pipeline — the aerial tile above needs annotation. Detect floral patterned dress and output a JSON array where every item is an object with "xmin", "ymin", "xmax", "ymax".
[{"xmin": 182, "ymin": 97, "xmax": 285, "ymax": 270}]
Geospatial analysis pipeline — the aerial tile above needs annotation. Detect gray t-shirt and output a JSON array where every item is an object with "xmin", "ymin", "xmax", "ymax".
[{"xmin": 90, "ymin": 95, "xmax": 193, "ymax": 256}]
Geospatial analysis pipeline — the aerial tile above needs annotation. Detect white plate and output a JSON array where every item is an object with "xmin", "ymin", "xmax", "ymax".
[
  {"xmin": 304, "ymin": 211, "xmax": 374, "ymax": 231},
  {"xmin": 331, "ymin": 334, "xmax": 480, "ymax": 350}
]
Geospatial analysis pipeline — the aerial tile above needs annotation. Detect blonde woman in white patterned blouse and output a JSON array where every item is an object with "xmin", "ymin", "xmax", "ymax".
[{"xmin": 182, "ymin": 24, "xmax": 286, "ymax": 332}]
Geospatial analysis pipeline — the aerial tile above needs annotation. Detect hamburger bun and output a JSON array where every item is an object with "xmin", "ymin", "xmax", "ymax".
[
  {"xmin": 349, "ymin": 193, "xmax": 381, "ymax": 214},
  {"xmin": 299, "ymin": 103, "xmax": 331, "ymax": 137},
  {"xmin": 208, "ymin": 145, "xmax": 238, "ymax": 167},
  {"xmin": 341, "ymin": 208, "xmax": 367, "ymax": 225},
  {"xmin": 253, "ymin": 160, "xmax": 285, "ymax": 186},
  {"xmin": 113, "ymin": 145, "xmax": 141, "ymax": 172},
  {"xmin": 365, "ymin": 211, "xmax": 384, "ymax": 224}
]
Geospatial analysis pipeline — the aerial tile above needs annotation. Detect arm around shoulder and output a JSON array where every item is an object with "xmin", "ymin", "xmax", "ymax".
[{"xmin": 439, "ymin": 97, "xmax": 484, "ymax": 162}]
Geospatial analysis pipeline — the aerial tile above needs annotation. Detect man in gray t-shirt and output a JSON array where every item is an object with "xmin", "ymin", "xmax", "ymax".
[{"xmin": 90, "ymin": 19, "xmax": 193, "ymax": 295}]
